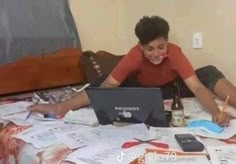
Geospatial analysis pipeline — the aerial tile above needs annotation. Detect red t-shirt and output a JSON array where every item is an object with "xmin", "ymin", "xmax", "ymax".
[{"xmin": 111, "ymin": 43, "xmax": 195, "ymax": 87}]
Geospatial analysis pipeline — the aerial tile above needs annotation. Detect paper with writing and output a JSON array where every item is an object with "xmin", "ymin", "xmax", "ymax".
[
  {"xmin": 144, "ymin": 153, "xmax": 210, "ymax": 164},
  {"xmin": 64, "ymin": 107, "xmax": 98, "ymax": 126},
  {"xmin": 0, "ymin": 101, "xmax": 32, "ymax": 117},
  {"xmin": 65, "ymin": 124, "xmax": 150, "ymax": 163},
  {"xmin": 14, "ymin": 121, "xmax": 92, "ymax": 148},
  {"xmin": 207, "ymin": 146, "xmax": 236, "ymax": 164},
  {"xmin": 193, "ymin": 119, "xmax": 236, "ymax": 139},
  {"xmin": 149, "ymin": 127, "xmax": 198, "ymax": 151}
]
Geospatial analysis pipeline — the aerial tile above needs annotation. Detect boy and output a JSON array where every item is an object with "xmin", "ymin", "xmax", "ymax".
[{"xmin": 29, "ymin": 16, "xmax": 236, "ymax": 125}]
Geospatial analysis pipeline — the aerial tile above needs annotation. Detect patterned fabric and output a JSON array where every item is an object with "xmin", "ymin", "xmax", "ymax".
[
  {"xmin": 0, "ymin": 88, "xmax": 81, "ymax": 164},
  {"xmin": 1, "ymin": 123, "xmax": 236, "ymax": 164},
  {"xmin": 34, "ymin": 143, "xmax": 75, "ymax": 164},
  {"xmin": 0, "ymin": 123, "xmax": 77, "ymax": 164},
  {"xmin": 0, "ymin": 123, "xmax": 29, "ymax": 164}
]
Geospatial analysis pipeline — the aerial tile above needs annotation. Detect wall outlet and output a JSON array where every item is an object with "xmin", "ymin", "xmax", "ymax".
[{"xmin": 192, "ymin": 32, "xmax": 203, "ymax": 49}]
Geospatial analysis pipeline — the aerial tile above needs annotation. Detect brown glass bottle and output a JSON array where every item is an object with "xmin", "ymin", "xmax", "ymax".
[{"xmin": 171, "ymin": 81, "xmax": 185, "ymax": 127}]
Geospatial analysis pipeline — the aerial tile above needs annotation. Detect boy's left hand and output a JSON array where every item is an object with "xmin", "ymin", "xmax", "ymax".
[{"xmin": 212, "ymin": 112, "xmax": 232, "ymax": 126}]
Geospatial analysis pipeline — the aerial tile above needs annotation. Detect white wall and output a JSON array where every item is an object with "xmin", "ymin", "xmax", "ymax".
[
  {"xmin": 70, "ymin": 0, "xmax": 236, "ymax": 84},
  {"xmin": 69, "ymin": 0, "xmax": 120, "ymax": 54}
]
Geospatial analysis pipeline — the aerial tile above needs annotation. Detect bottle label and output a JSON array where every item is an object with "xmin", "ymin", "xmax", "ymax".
[{"xmin": 172, "ymin": 110, "xmax": 185, "ymax": 127}]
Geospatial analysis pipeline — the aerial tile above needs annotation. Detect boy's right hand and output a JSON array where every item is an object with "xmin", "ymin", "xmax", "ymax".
[{"xmin": 27, "ymin": 104, "xmax": 64, "ymax": 116}]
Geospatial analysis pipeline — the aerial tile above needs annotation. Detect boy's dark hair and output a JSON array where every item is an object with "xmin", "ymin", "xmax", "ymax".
[{"xmin": 135, "ymin": 16, "xmax": 169, "ymax": 45}]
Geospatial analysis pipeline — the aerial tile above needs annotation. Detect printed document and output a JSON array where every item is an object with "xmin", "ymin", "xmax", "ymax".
[
  {"xmin": 144, "ymin": 153, "xmax": 210, "ymax": 164},
  {"xmin": 14, "ymin": 121, "xmax": 91, "ymax": 148},
  {"xmin": 64, "ymin": 107, "xmax": 98, "ymax": 126},
  {"xmin": 193, "ymin": 119, "xmax": 236, "ymax": 139},
  {"xmin": 207, "ymin": 145, "xmax": 236, "ymax": 164},
  {"xmin": 0, "ymin": 101, "xmax": 32, "ymax": 117}
]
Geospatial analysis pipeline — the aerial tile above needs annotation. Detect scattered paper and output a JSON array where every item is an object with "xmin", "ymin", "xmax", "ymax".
[
  {"xmin": 2, "ymin": 112, "xmax": 32, "ymax": 126},
  {"xmin": 65, "ymin": 140, "xmax": 147, "ymax": 164},
  {"xmin": 1, "ymin": 111, "xmax": 58, "ymax": 126},
  {"xmin": 207, "ymin": 145, "xmax": 236, "ymax": 164},
  {"xmin": 0, "ymin": 101, "xmax": 32, "ymax": 117},
  {"xmin": 149, "ymin": 127, "xmax": 199, "ymax": 152},
  {"xmin": 14, "ymin": 123, "xmax": 149, "ymax": 149},
  {"xmin": 65, "ymin": 124, "xmax": 151, "ymax": 163},
  {"xmin": 64, "ymin": 107, "xmax": 98, "ymax": 126},
  {"xmin": 200, "ymin": 137, "xmax": 231, "ymax": 147},
  {"xmin": 65, "ymin": 142, "xmax": 122, "ymax": 164},
  {"xmin": 63, "ymin": 123, "xmax": 150, "ymax": 149},
  {"xmin": 193, "ymin": 119, "xmax": 236, "ymax": 139},
  {"xmin": 14, "ymin": 121, "xmax": 91, "ymax": 148},
  {"xmin": 144, "ymin": 153, "xmax": 210, "ymax": 164}
]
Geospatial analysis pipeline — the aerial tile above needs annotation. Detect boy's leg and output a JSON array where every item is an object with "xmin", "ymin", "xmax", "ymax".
[
  {"xmin": 195, "ymin": 65, "xmax": 236, "ymax": 107},
  {"xmin": 214, "ymin": 78, "xmax": 236, "ymax": 107},
  {"xmin": 160, "ymin": 65, "xmax": 229, "ymax": 100}
]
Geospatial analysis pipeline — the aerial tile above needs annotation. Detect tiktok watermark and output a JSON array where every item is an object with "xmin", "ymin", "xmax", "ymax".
[{"xmin": 116, "ymin": 151, "xmax": 176, "ymax": 163}]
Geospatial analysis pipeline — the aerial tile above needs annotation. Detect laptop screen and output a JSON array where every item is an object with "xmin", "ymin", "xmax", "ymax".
[{"xmin": 86, "ymin": 87, "xmax": 169, "ymax": 127}]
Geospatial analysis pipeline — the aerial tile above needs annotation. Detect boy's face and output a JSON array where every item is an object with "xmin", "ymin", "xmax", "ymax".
[{"xmin": 140, "ymin": 37, "xmax": 168, "ymax": 65}]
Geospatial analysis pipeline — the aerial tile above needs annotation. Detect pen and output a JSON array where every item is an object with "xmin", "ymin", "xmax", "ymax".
[
  {"xmin": 25, "ymin": 111, "xmax": 32, "ymax": 120},
  {"xmin": 25, "ymin": 98, "xmax": 40, "ymax": 120}
]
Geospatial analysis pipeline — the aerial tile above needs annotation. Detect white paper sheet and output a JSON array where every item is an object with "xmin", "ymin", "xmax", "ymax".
[
  {"xmin": 65, "ymin": 124, "xmax": 151, "ymax": 163},
  {"xmin": 65, "ymin": 141, "xmax": 148, "ymax": 164},
  {"xmin": 2, "ymin": 112, "xmax": 32, "ymax": 126},
  {"xmin": 65, "ymin": 142, "xmax": 121, "ymax": 164},
  {"xmin": 1, "ymin": 111, "xmax": 59, "ymax": 126},
  {"xmin": 63, "ymin": 107, "xmax": 98, "ymax": 126},
  {"xmin": 200, "ymin": 137, "xmax": 230, "ymax": 147},
  {"xmin": 14, "ymin": 121, "xmax": 92, "ymax": 148},
  {"xmin": 207, "ymin": 146, "xmax": 236, "ymax": 164},
  {"xmin": 145, "ymin": 153, "xmax": 210, "ymax": 164},
  {"xmin": 63, "ymin": 123, "xmax": 150, "ymax": 150},
  {"xmin": 193, "ymin": 119, "xmax": 236, "ymax": 139},
  {"xmin": 149, "ymin": 127, "xmax": 198, "ymax": 151},
  {"xmin": 0, "ymin": 101, "xmax": 32, "ymax": 117}
]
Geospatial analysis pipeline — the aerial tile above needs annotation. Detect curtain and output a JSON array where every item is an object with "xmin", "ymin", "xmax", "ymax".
[{"xmin": 0, "ymin": 0, "xmax": 81, "ymax": 64}]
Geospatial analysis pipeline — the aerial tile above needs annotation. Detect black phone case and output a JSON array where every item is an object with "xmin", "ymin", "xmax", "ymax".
[{"xmin": 174, "ymin": 134, "xmax": 205, "ymax": 152}]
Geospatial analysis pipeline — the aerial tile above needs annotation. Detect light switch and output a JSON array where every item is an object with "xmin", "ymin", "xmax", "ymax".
[{"xmin": 192, "ymin": 32, "xmax": 203, "ymax": 49}]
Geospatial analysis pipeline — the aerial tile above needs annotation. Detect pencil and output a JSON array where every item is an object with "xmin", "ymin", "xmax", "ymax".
[{"xmin": 222, "ymin": 95, "xmax": 230, "ymax": 113}]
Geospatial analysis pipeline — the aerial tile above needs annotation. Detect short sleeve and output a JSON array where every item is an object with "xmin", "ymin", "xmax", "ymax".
[
  {"xmin": 171, "ymin": 47, "xmax": 195, "ymax": 80},
  {"xmin": 111, "ymin": 46, "xmax": 142, "ymax": 83}
]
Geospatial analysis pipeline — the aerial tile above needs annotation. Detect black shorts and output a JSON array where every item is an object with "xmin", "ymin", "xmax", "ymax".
[{"xmin": 90, "ymin": 65, "xmax": 225, "ymax": 99}]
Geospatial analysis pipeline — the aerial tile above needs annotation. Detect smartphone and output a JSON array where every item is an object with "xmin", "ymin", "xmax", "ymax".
[{"xmin": 174, "ymin": 134, "xmax": 204, "ymax": 152}]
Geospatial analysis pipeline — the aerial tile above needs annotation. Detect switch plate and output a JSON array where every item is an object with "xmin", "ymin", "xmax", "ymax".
[{"xmin": 192, "ymin": 32, "xmax": 203, "ymax": 49}]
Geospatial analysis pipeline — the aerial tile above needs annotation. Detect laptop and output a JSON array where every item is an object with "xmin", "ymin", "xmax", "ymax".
[{"xmin": 86, "ymin": 87, "xmax": 169, "ymax": 127}]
